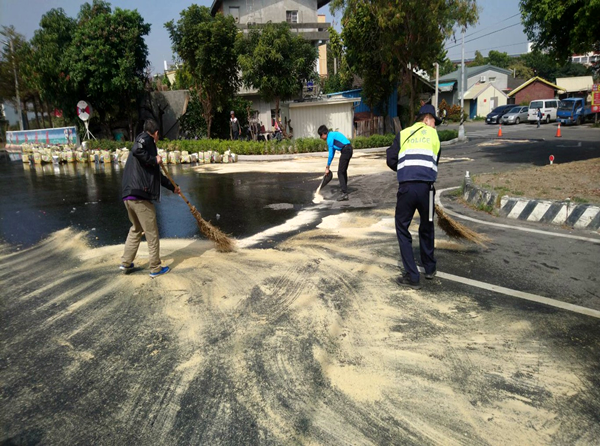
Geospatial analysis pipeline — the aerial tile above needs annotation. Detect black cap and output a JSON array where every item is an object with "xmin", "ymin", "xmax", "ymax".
[{"xmin": 418, "ymin": 104, "xmax": 442, "ymax": 126}]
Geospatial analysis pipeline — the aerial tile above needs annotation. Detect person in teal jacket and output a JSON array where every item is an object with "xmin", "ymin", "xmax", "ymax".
[{"xmin": 318, "ymin": 125, "xmax": 353, "ymax": 201}]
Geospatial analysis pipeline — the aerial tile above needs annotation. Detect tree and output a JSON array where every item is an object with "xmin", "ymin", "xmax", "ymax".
[
  {"xmin": 520, "ymin": 0, "xmax": 600, "ymax": 61},
  {"xmin": 166, "ymin": 5, "xmax": 240, "ymax": 139},
  {"xmin": 28, "ymin": 9, "xmax": 76, "ymax": 126},
  {"xmin": 486, "ymin": 50, "xmax": 511, "ymax": 69},
  {"xmin": 437, "ymin": 53, "xmax": 456, "ymax": 77},
  {"xmin": 323, "ymin": 27, "xmax": 353, "ymax": 94},
  {"xmin": 507, "ymin": 59, "xmax": 534, "ymax": 80},
  {"xmin": 341, "ymin": 2, "xmax": 395, "ymax": 120},
  {"xmin": 65, "ymin": 1, "xmax": 150, "ymax": 137},
  {"xmin": 518, "ymin": 50, "xmax": 590, "ymax": 82},
  {"xmin": 332, "ymin": 0, "xmax": 478, "ymax": 124},
  {"xmin": 0, "ymin": 26, "xmax": 40, "ymax": 129},
  {"xmin": 470, "ymin": 50, "xmax": 486, "ymax": 67},
  {"xmin": 0, "ymin": 27, "xmax": 25, "ymax": 114},
  {"xmin": 237, "ymin": 22, "xmax": 318, "ymax": 121}
]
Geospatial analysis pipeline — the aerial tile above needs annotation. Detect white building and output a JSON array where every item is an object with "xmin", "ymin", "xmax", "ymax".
[{"xmin": 211, "ymin": 0, "xmax": 331, "ymax": 136}]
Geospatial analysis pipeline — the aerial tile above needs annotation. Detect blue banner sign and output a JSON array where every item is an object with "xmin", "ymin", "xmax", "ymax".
[{"xmin": 6, "ymin": 126, "xmax": 78, "ymax": 150}]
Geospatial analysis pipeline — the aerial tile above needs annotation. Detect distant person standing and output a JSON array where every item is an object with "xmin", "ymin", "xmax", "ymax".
[
  {"xmin": 318, "ymin": 125, "xmax": 353, "ymax": 201},
  {"xmin": 386, "ymin": 104, "xmax": 442, "ymax": 289},
  {"xmin": 230, "ymin": 111, "xmax": 240, "ymax": 140},
  {"xmin": 537, "ymin": 108, "xmax": 542, "ymax": 128},
  {"xmin": 120, "ymin": 119, "xmax": 180, "ymax": 278}
]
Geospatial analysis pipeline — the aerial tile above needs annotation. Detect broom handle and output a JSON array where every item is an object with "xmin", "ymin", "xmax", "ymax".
[{"xmin": 160, "ymin": 163, "xmax": 195, "ymax": 212}]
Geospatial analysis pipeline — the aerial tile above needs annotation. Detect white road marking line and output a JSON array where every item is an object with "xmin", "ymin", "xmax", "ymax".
[
  {"xmin": 417, "ymin": 266, "xmax": 600, "ymax": 319},
  {"xmin": 437, "ymin": 187, "xmax": 600, "ymax": 244}
]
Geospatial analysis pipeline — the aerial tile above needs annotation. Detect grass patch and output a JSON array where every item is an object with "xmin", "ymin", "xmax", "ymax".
[
  {"xmin": 449, "ymin": 186, "xmax": 463, "ymax": 197},
  {"xmin": 476, "ymin": 202, "xmax": 495, "ymax": 213},
  {"xmin": 472, "ymin": 158, "xmax": 600, "ymax": 205},
  {"xmin": 571, "ymin": 196, "xmax": 589, "ymax": 204},
  {"xmin": 494, "ymin": 186, "xmax": 511, "ymax": 194}
]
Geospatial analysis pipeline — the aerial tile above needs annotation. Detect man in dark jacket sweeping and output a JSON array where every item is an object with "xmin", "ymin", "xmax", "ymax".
[{"xmin": 120, "ymin": 119, "xmax": 180, "ymax": 278}]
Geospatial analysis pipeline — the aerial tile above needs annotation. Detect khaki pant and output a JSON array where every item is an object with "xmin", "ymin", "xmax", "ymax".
[{"xmin": 121, "ymin": 200, "xmax": 162, "ymax": 273}]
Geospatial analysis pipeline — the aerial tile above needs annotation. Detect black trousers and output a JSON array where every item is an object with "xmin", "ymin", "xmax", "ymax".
[
  {"xmin": 395, "ymin": 181, "xmax": 436, "ymax": 282},
  {"xmin": 338, "ymin": 145, "xmax": 353, "ymax": 194}
]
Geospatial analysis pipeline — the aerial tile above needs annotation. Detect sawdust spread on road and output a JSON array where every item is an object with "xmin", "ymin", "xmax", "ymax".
[
  {"xmin": 2, "ymin": 212, "xmax": 597, "ymax": 444},
  {"xmin": 2, "ymin": 153, "xmax": 599, "ymax": 444}
]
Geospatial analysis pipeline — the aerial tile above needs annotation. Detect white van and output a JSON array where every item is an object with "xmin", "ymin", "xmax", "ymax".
[{"xmin": 528, "ymin": 99, "xmax": 559, "ymax": 124}]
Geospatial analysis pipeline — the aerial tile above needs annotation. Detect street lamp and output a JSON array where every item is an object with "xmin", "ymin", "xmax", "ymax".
[{"xmin": 2, "ymin": 38, "xmax": 24, "ymax": 131}]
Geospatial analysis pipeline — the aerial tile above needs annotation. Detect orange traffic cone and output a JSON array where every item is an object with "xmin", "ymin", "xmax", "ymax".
[
  {"xmin": 555, "ymin": 123, "xmax": 562, "ymax": 137},
  {"xmin": 497, "ymin": 125, "xmax": 503, "ymax": 137}
]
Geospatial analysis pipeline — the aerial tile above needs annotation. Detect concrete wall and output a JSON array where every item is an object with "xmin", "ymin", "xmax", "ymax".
[
  {"xmin": 221, "ymin": 0, "xmax": 318, "ymax": 24},
  {"xmin": 242, "ymin": 94, "xmax": 274, "ymax": 131},
  {"xmin": 513, "ymin": 82, "xmax": 557, "ymax": 106},
  {"xmin": 289, "ymin": 100, "xmax": 355, "ymax": 138},
  {"xmin": 467, "ymin": 70, "xmax": 509, "ymax": 91},
  {"xmin": 476, "ymin": 87, "xmax": 507, "ymax": 117},
  {"xmin": 442, "ymin": 69, "xmax": 510, "ymax": 106}
]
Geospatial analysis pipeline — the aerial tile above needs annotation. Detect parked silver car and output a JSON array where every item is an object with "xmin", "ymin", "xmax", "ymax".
[{"xmin": 501, "ymin": 106, "xmax": 529, "ymax": 125}]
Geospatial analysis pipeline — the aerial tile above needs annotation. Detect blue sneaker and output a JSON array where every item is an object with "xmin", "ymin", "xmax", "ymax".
[
  {"xmin": 119, "ymin": 263, "xmax": 134, "ymax": 274},
  {"xmin": 149, "ymin": 266, "xmax": 170, "ymax": 278}
]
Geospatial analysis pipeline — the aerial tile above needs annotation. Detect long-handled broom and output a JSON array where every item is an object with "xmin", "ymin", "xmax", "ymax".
[
  {"xmin": 435, "ymin": 205, "xmax": 489, "ymax": 247},
  {"xmin": 160, "ymin": 164, "xmax": 235, "ymax": 252}
]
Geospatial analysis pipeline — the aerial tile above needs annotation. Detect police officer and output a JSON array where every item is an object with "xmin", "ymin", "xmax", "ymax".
[{"xmin": 386, "ymin": 104, "xmax": 442, "ymax": 289}]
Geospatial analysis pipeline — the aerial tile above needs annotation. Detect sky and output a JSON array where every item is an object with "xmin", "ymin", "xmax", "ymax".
[{"xmin": 1, "ymin": 0, "xmax": 530, "ymax": 72}]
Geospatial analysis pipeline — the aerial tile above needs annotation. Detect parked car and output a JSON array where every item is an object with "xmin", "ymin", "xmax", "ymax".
[
  {"xmin": 527, "ymin": 99, "xmax": 559, "ymax": 124},
  {"xmin": 486, "ymin": 105, "xmax": 514, "ymax": 124},
  {"xmin": 501, "ymin": 106, "xmax": 529, "ymax": 125}
]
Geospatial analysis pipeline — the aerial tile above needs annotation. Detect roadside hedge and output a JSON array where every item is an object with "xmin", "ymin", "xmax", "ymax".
[{"xmin": 89, "ymin": 130, "xmax": 458, "ymax": 155}]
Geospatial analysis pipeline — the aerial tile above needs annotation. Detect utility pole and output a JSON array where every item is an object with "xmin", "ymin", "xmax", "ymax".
[
  {"xmin": 458, "ymin": 28, "xmax": 465, "ymax": 140},
  {"xmin": 434, "ymin": 62, "xmax": 439, "ymax": 111},
  {"xmin": 3, "ymin": 38, "xmax": 23, "ymax": 130}
]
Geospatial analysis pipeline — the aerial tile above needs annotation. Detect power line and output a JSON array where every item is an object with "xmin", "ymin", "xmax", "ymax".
[
  {"xmin": 462, "ymin": 13, "xmax": 520, "ymax": 39},
  {"xmin": 446, "ymin": 22, "xmax": 522, "ymax": 50},
  {"xmin": 447, "ymin": 13, "xmax": 521, "ymax": 45},
  {"xmin": 447, "ymin": 41, "xmax": 529, "ymax": 59}
]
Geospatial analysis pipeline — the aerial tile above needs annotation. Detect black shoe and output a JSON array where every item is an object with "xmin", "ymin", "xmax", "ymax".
[
  {"xmin": 395, "ymin": 274, "xmax": 422, "ymax": 290},
  {"xmin": 119, "ymin": 263, "xmax": 134, "ymax": 274},
  {"xmin": 337, "ymin": 193, "xmax": 349, "ymax": 201},
  {"xmin": 424, "ymin": 269, "xmax": 437, "ymax": 280}
]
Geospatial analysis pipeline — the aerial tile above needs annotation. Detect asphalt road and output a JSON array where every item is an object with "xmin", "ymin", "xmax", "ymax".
[
  {"xmin": 422, "ymin": 122, "xmax": 600, "ymax": 311},
  {"xmin": 1, "ymin": 124, "xmax": 599, "ymax": 445}
]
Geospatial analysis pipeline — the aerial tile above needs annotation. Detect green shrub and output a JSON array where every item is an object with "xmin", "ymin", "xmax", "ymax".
[
  {"xmin": 437, "ymin": 130, "xmax": 458, "ymax": 141},
  {"xmin": 92, "ymin": 129, "xmax": 456, "ymax": 155}
]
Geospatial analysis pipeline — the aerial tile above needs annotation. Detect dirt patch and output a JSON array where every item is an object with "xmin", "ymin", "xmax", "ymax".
[{"xmin": 473, "ymin": 158, "xmax": 600, "ymax": 204}]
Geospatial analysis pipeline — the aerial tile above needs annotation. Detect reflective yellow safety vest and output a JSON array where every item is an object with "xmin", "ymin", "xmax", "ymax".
[{"xmin": 396, "ymin": 122, "xmax": 441, "ymax": 183}]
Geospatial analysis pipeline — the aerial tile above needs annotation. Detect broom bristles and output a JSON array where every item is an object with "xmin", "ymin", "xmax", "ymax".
[
  {"xmin": 435, "ymin": 205, "xmax": 489, "ymax": 247},
  {"xmin": 190, "ymin": 206, "xmax": 235, "ymax": 252}
]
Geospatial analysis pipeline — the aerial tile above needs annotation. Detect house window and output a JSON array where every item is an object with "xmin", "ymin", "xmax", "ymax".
[
  {"xmin": 229, "ymin": 6, "xmax": 240, "ymax": 22},
  {"xmin": 489, "ymin": 77, "xmax": 496, "ymax": 82},
  {"xmin": 286, "ymin": 10, "xmax": 298, "ymax": 23}
]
